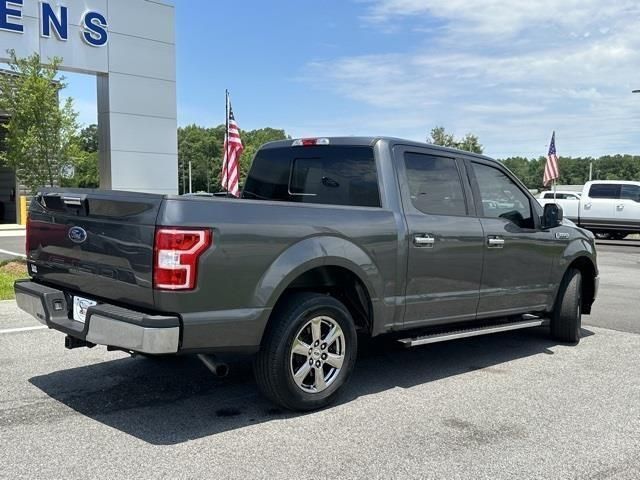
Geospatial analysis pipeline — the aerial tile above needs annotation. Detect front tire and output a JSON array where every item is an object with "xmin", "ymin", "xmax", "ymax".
[
  {"xmin": 593, "ymin": 232, "xmax": 611, "ymax": 240},
  {"xmin": 254, "ymin": 292, "xmax": 358, "ymax": 411},
  {"xmin": 594, "ymin": 231, "xmax": 628, "ymax": 240},
  {"xmin": 610, "ymin": 232, "xmax": 628, "ymax": 240},
  {"xmin": 550, "ymin": 268, "xmax": 582, "ymax": 343}
]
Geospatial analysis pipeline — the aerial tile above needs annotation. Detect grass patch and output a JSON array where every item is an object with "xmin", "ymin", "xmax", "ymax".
[{"xmin": 0, "ymin": 259, "xmax": 28, "ymax": 300}]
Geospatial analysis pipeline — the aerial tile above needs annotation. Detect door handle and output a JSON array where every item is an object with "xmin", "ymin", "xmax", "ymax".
[
  {"xmin": 616, "ymin": 204, "xmax": 624, "ymax": 210},
  {"xmin": 487, "ymin": 237, "xmax": 505, "ymax": 248},
  {"xmin": 584, "ymin": 203, "xmax": 592, "ymax": 209},
  {"xmin": 413, "ymin": 234, "xmax": 435, "ymax": 248}
]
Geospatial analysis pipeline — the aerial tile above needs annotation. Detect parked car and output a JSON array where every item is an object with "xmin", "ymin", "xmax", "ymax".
[
  {"xmin": 538, "ymin": 181, "xmax": 640, "ymax": 240},
  {"xmin": 538, "ymin": 190, "xmax": 582, "ymax": 200},
  {"xmin": 537, "ymin": 190, "xmax": 582, "ymax": 222},
  {"xmin": 15, "ymin": 137, "xmax": 598, "ymax": 411}
]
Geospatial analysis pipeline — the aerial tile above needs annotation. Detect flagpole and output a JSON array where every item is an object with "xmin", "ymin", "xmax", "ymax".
[
  {"xmin": 223, "ymin": 89, "xmax": 229, "ymax": 194},
  {"xmin": 553, "ymin": 131, "xmax": 557, "ymax": 201}
]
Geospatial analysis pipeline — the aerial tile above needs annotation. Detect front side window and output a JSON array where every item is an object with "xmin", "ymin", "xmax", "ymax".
[
  {"xmin": 243, "ymin": 146, "xmax": 380, "ymax": 207},
  {"xmin": 588, "ymin": 184, "xmax": 621, "ymax": 199},
  {"xmin": 403, "ymin": 153, "xmax": 467, "ymax": 216},
  {"xmin": 472, "ymin": 162, "xmax": 534, "ymax": 229},
  {"xmin": 621, "ymin": 184, "xmax": 640, "ymax": 202}
]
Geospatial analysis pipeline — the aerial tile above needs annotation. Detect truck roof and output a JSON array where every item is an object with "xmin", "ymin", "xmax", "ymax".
[
  {"xmin": 585, "ymin": 180, "xmax": 640, "ymax": 186},
  {"xmin": 260, "ymin": 136, "xmax": 497, "ymax": 163}
]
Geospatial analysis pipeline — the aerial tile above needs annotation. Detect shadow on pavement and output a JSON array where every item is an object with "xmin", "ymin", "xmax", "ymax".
[{"xmin": 28, "ymin": 327, "xmax": 595, "ymax": 445}]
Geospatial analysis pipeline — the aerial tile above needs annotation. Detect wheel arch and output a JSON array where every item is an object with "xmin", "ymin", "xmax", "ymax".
[
  {"xmin": 254, "ymin": 236, "xmax": 383, "ymax": 344},
  {"xmin": 565, "ymin": 256, "xmax": 597, "ymax": 314}
]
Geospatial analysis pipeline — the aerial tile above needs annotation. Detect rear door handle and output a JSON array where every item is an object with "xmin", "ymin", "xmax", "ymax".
[
  {"xmin": 487, "ymin": 236, "xmax": 505, "ymax": 249},
  {"xmin": 616, "ymin": 204, "xmax": 624, "ymax": 210},
  {"xmin": 413, "ymin": 234, "xmax": 435, "ymax": 248}
]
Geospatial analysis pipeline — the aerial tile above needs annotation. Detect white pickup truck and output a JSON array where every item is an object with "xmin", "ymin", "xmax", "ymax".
[{"xmin": 538, "ymin": 181, "xmax": 640, "ymax": 240}]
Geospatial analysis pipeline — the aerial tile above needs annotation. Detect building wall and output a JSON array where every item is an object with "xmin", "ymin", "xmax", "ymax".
[{"xmin": 0, "ymin": 0, "xmax": 178, "ymax": 195}]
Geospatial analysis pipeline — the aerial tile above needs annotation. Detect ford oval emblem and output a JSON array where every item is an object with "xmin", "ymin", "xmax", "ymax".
[{"xmin": 68, "ymin": 226, "xmax": 88, "ymax": 244}]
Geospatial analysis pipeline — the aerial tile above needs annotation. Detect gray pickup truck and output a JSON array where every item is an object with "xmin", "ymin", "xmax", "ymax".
[{"xmin": 15, "ymin": 137, "xmax": 598, "ymax": 411}]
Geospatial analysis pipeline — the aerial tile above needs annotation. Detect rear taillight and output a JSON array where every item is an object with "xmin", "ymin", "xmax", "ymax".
[{"xmin": 153, "ymin": 228, "xmax": 212, "ymax": 290}]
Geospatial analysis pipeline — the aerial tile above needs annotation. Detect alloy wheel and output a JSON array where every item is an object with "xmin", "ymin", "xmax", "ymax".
[{"xmin": 289, "ymin": 316, "xmax": 346, "ymax": 394}]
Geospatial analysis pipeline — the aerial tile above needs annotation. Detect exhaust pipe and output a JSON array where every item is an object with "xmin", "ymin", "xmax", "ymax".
[{"xmin": 197, "ymin": 354, "xmax": 229, "ymax": 378}]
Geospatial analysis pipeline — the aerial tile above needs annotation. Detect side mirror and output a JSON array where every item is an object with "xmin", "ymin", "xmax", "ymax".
[{"xmin": 541, "ymin": 203, "xmax": 563, "ymax": 229}]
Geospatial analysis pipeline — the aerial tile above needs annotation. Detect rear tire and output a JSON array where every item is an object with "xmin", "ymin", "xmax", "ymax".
[
  {"xmin": 550, "ymin": 268, "xmax": 582, "ymax": 343},
  {"xmin": 254, "ymin": 292, "xmax": 358, "ymax": 411}
]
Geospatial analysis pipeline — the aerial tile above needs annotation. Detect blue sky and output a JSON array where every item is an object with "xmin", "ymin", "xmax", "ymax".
[{"xmin": 66, "ymin": 0, "xmax": 640, "ymax": 158}]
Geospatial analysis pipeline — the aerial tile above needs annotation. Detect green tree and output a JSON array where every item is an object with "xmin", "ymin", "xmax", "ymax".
[
  {"xmin": 79, "ymin": 124, "xmax": 98, "ymax": 153},
  {"xmin": 500, "ymin": 155, "xmax": 640, "ymax": 191},
  {"xmin": 427, "ymin": 126, "xmax": 457, "ymax": 148},
  {"xmin": 61, "ymin": 151, "xmax": 99, "ymax": 189},
  {"xmin": 501, "ymin": 157, "xmax": 531, "ymax": 184},
  {"xmin": 456, "ymin": 133, "xmax": 484, "ymax": 154},
  {"xmin": 427, "ymin": 126, "xmax": 483, "ymax": 154},
  {"xmin": 178, "ymin": 124, "xmax": 222, "ymax": 194},
  {"xmin": 61, "ymin": 124, "xmax": 100, "ymax": 188},
  {"xmin": 178, "ymin": 124, "xmax": 288, "ymax": 194},
  {"xmin": 0, "ymin": 50, "xmax": 79, "ymax": 193}
]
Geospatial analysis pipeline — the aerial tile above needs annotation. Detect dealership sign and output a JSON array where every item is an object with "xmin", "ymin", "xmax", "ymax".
[{"xmin": 0, "ymin": 0, "xmax": 108, "ymax": 47}]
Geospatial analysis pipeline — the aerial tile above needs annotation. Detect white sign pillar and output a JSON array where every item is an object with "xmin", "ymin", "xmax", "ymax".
[{"xmin": 0, "ymin": 0, "xmax": 178, "ymax": 195}]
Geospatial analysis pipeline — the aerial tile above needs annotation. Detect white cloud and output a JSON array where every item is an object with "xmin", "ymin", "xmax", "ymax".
[
  {"xmin": 364, "ymin": 0, "xmax": 638, "ymax": 39},
  {"xmin": 302, "ymin": 0, "xmax": 640, "ymax": 157}
]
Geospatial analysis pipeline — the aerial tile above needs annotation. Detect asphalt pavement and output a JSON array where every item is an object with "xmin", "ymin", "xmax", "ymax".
[
  {"xmin": 0, "ymin": 232, "xmax": 25, "ymax": 261},
  {"xmin": 0, "ymin": 240, "xmax": 638, "ymax": 479},
  {"xmin": 588, "ymin": 245, "xmax": 640, "ymax": 334}
]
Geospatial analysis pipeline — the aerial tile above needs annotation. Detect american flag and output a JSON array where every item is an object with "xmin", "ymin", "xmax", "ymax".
[
  {"xmin": 221, "ymin": 92, "xmax": 244, "ymax": 197},
  {"xmin": 543, "ymin": 131, "xmax": 559, "ymax": 187}
]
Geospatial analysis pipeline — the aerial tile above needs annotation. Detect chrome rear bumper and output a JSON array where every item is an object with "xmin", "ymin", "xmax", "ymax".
[{"xmin": 15, "ymin": 280, "xmax": 180, "ymax": 355}]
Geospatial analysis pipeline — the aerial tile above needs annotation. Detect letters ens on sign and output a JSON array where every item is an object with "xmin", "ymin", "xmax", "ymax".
[{"xmin": 0, "ymin": 0, "xmax": 109, "ymax": 47}]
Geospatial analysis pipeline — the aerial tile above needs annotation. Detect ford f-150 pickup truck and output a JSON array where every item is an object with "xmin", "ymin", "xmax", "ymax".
[
  {"xmin": 538, "ymin": 180, "xmax": 640, "ymax": 239},
  {"xmin": 16, "ymin": 137, "xmax": 598, "ymax": 411}
]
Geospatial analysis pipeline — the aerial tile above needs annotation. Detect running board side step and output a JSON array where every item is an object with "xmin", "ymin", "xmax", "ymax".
[{"xmin": 398, "ymin": 318, "xmax": 550, "ymax": 348}]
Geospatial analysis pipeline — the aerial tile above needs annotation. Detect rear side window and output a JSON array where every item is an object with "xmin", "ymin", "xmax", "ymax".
[
  {"xmin": 403, "ymin": 153, "xmax": 467, "ymax": 216},
  {"xmin": 242, "ymin": 146, "xmax": 381, "ymax": 207},
  {"xmin": 621, "ymin": 184, "xmax": 640, "ymax": 202},
  {"xmin": 589, "ymin": 184, "xmax": 621, "ymax": 199}
]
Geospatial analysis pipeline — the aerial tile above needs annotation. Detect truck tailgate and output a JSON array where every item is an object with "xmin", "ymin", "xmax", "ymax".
[{"xmin": 27, "ymin": 189, "xmax": 164, "ymax": 310}]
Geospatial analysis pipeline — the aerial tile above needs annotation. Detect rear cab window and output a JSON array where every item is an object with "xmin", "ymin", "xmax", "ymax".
[
  {"xmin": 588, "ymin": 184, "xmax": 621, "ymax": 199},
  {"xmin": 243, "ymin": 146, "xmax": 381, "ymax": 208}
]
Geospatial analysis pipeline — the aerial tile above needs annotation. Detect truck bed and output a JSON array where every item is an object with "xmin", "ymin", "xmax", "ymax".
[{"xmin": 26, "ymin": 188, "xmax": 400, "ymax": 350}]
